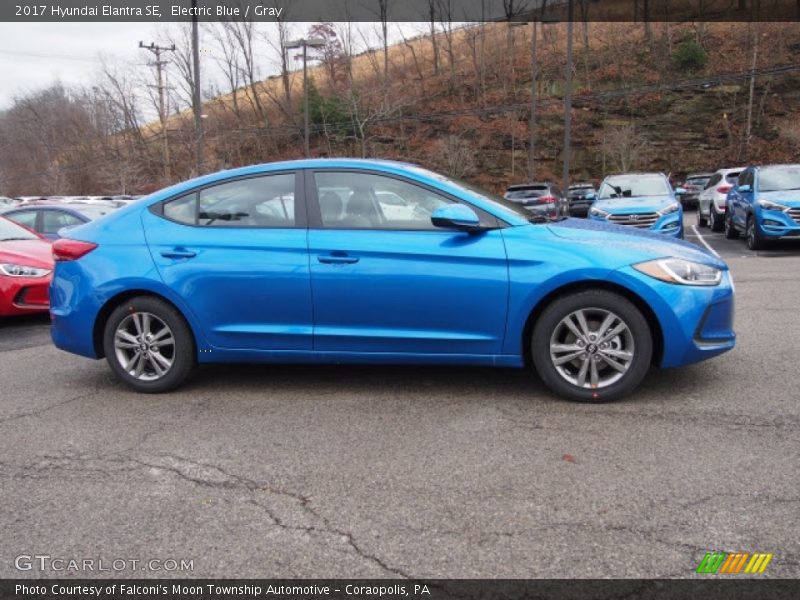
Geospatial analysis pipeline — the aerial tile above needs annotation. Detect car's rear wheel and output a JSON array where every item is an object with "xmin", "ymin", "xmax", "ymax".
[
  {"xmin": 724, "ymin": 210, "xmax": 739, "ymax": 239},
  {"xmin": 531, "ymin": 291, "xmax": 653, "ymax": 403},
  {"xmin": 696, "ymin": 206, "xmax": 707, "ymax": 228},
  {"xmin": 746, "ymin": 215, "xmax": 766, "ymax": 251},
  {"xmin": 103, "ymin": 296, "xmax": 195, "ymax": 393},
  {"xmin": 709, "ymin": 206, "xmax": 724, "ymax": 232}
]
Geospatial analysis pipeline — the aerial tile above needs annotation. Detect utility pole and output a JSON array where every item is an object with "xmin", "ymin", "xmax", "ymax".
[
  {"xmin": 562, "ymin": 0, "xmax": 575, "ymax": 197},
  {"xmin": 139, "ymin": 41, "xmax": 175, "ymax": 180},
  {"xmin": 285, "ymin": 38, "xmax": 326, "ymax": 157},
  {"xmin": 191, "ymin": 0, "xmax": 204, "ymax": 175}
]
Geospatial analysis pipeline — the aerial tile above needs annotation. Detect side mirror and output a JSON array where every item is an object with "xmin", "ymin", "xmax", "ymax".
[
  {"xmin": 738, "ymin": 184, "xmax": 752, "ymax": 193},
  {"xmin": 431, "ymin": 204, "xmax": 482, "ymax": 231},
  {"xmin": 675, "ymin": 187, "xmax": 687, "ymax": 195}
]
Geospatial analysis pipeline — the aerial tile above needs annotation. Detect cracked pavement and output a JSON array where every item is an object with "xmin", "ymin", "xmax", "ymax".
[{"xmin": 0, "ymin": 230, "xmax": 798, "ymax": 578}]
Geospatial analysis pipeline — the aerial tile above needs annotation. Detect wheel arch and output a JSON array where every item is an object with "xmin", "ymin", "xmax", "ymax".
[
  {"xmin": 520, "ymin": 280, "xmax": 664, "ymax": 368},
  {"xmin": 93, "ymin": 290, "xmax": 198, "ymax": 359}
]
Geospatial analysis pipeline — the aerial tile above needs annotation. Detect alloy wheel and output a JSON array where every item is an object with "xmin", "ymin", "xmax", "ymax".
[
  {"xmin": 549, "ymin": 308, "xmax": 634, "ymax": 389},
  {"xmin": 113, "ymin": 312, "xmax": 176, "ymax": 381}
]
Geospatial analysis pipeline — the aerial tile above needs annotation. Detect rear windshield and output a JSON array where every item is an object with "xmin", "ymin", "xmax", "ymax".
[
  {"xmin": 506, "ymin": 189, "xmax": 545, "ymax": 200},
  {"xmin": 759, "ymin": 166, "xmax": 800, "ymax": 192},
  {"xmin": 725, "ymin": 172, "xmax": 742, "ymax": 184},
  {"xmin": 687, "ymin": 177, "xmax": 710, "ymax": 185}
]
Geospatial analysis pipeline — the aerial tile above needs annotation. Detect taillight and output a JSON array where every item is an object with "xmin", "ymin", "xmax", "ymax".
[
  {"xmin": 52, "ymin": 239, "xmax": 98, "ymax": 261},
  {"xmin": 537, "ymin": 195, "xmax": 557, "ymax": 205},
  {"xmin": 717, "ymin": 185, "xmax": 732, "ymax": 194}
]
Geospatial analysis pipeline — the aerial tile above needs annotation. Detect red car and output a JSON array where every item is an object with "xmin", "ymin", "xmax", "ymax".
[{"xmin": 0, "ymin": 216, "xmax": 53, "ymax": 316}]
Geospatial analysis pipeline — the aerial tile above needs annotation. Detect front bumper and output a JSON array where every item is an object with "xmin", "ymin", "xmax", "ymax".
[
  {"xmin": 757, "ymin": 209, "xmax": 800, "ymax": 239},
  {"xmin": 611, "ymin": 267, "xmax": 735, "ymax": 368},
  {"xmin": 0, "ymin": 275, "xmax": 51, "ymax": 316}
]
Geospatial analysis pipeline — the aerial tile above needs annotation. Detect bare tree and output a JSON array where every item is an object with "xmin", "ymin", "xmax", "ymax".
[{"xmin": 604, "ymin": 123, "xmax": 649, "ymax": 172}]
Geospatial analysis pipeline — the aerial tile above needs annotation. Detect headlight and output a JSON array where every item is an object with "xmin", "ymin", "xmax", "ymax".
[
  {"xmin": 633, "ymin": 258, "xmax": 722, "ymax": 286},
  {"xmin": 658, "ymin": 202, "xmax": 680, "ymax": 216},
  {"xmin": 0, "ymin": 263, "xmax": 51, "ymax": 278},
  {"xmin": 757, "ymin": 198, "xmax": 787, "ymax": 212},
  {"xmin": 589, "ymin": 206, "xmax": 609, "ymax": 218}
]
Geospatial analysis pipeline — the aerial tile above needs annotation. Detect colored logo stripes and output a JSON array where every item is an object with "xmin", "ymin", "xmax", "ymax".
[{"xmin": 696, "ymin": 552, "xmax": 773, "ymax": 574}]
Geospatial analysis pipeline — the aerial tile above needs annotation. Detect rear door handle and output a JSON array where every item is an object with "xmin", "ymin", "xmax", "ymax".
[
  {"xmin": 161, "ymin": 248, "xmax": 196, "ymax": 259},
  {"xmin": 317, "ymin": 253, "xmax": 359, "ymax": 264}
]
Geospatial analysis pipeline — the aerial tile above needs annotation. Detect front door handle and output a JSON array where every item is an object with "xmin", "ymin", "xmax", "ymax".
[
  {"xmin": 161, "ymin": 248, "xmax": 196, "ymax": 259},
  {"xmin": 317, "ymin": 252, "xmax": 359, "ymax": 264}
]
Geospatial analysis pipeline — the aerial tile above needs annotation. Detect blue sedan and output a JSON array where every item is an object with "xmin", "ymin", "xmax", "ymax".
[
  {"xmin": 589, "ymin": 173, "xmax": 684, "ymax": 238},
  {"xmin": 49, "ymin": 159, "xmax": 735, "ymax": 402},
  {"xmin": 725, "ymin": 164, "xmax": 800, "ymax": 250}
]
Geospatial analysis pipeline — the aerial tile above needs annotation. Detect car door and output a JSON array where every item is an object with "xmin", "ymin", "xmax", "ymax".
[
  {"xmin": 141, "ymin": 171, "xmax": 313, "ymax": 352},
  {"xmin": 700, "ymin": 173, "xmax": 720, "ymax": 214},
  {"xmin": 731, "ymin": 170, "xmax": 753, "ymax": 229},
  {"xmin": 306, "ymin": 169, "xmax": 509, "ymax": 356}
]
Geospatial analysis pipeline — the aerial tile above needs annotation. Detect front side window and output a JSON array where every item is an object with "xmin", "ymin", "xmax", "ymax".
[
  {"xmin": 161, "ymin": 173, "xmax": 296, "ymax": 227},
  {"xmin": 315, "ymin": 171, "xmax": 452, "ymax": 230}
]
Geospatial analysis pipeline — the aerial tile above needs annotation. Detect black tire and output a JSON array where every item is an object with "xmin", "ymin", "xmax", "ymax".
[
  {"xmin": 102, "ymin": 296, "xmax": 196, "ymax": 393},
  {"xmin": 724, "ymin": 210, "xmax": 739, "ymax": 239},
  {"xmin": 530, "ymin": 290, "xmax": 653, "ymax": 403},
  {"xmin": 696, "ymin": 207, "xmax": 707, "ymax": 228},
  {"xmin": 709, "ymin": 206, "xmax": 724, "ymax": 232},
  {"xmin": 746, "ymin": 214, "xmax": 766, "ymax": 251}
]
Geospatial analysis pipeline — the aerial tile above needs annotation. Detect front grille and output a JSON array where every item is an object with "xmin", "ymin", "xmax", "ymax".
[
  {"xmin": 608, "ymin": 212, "xmax": 659, "ymax": 228},
  {"xmin": 788, "ymin": 207, "xmax": 800, "ymax": 225}
]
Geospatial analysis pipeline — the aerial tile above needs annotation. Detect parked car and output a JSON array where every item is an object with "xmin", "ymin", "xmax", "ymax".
[
  {"xmin": 503, "ymin": 182, "xmax": 568, "ymax": 219},
  {"xmin": 50, "ymin": 159, "xmax": 734, "ymax": 402},
  {"xmin": 679, "ymin": 173, "xmax": 712, "ymax": 209},
  {"xmin": 2, "ymin": 202, "xmax": 119, "ymax": 240},
  {"xmin": 589, "ymin": 173, "xmax": 685, "ymax": 238},
  {"xmin": 566, "ymin": 183, "xmax": 597, "ymax": 217},
  {"xmin": 0, "ymin": 216, "xmax": 53, "ymax": 316},
  {"xmin": 725, "ymin": 164, "xmax": 800, "ymax": 250},
  {"xmin": 697, "ymin": 167, "xmax": 744, "ymax": 231}
]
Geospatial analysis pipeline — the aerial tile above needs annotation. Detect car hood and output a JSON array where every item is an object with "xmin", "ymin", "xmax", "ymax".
[
  {"xmin": 546, "ymin": 218, "xmax": 726, "ymax": 268},
  {"xmin": 0, "ymin": 238, "xmax": 54, "ymax": 269},
  {"xmin": 759, "ymin": 190, "xmax": 800, "ymax": 208},
  {"xmin": 593, "ymin": 195, "xmax": 675, "ymax": 214}
]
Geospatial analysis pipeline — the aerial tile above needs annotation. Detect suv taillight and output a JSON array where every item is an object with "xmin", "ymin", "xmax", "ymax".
[
  {"xmin": 52, "ymin": 239, "xmax": 98, "ymax": 261},
  {"xmin": 537, "ymin": 195, "xmax": 557, "ymax": 205},
  {"xmin": 717, "ymin": 185, "xmax": 732, "ymax": 194}
]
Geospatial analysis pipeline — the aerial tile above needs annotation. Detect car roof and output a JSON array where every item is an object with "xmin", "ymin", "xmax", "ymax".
[{"xmin": 754, "ymin": 163, "xmax": 800, "ymax": 170}]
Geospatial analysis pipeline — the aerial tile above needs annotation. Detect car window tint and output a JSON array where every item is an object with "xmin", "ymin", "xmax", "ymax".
[
  {"xmin": 42, "ymin": 211, "xmax": 83, "ymax": 234},
  {"xmin": 163, "ymin": 193, "xmax": 197, "ymax": 225},
  {"xmin": 162, "ymin": 174, "xmax": 296, "ymax": 228},
  {"xmin": 8, "ymin": 210, "xmax": 37, "ymax": 230},
  {"xmin": 198, "ymin": 174, "xmax": 295, "ymax": 227},
  {"xmin": 315, "ymin": 171, "xmax": 452, "ymax": 230},
  {"xmin": 706, "ymin": 174, "xmax": 720, "ymax": 189}
]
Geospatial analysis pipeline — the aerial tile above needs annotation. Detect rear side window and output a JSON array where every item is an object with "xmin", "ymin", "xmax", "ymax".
[
  {"xmin": 705, "ymin": 174, "xmax": 721, "ymax": 189},
  {"xmin": 42, "ymin": 211, "xmax": 83, "ymax": 234},
  {"xmin": 7, "ymin": 210, "xmax": 37, "ymax": 230},
  {"xmin": 161, "ymin": 173, "xmax": 296, "ymax": 228}
]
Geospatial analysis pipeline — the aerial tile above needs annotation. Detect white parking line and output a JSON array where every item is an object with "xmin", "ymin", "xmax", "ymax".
[{"xmin": 691, "ymin": 225, "xmax": 720, "ymax": 257}]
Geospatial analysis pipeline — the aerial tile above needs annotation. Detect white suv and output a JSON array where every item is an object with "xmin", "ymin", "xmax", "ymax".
[{"xmin": 697, "ymin": 167, "xmax": 744, "ymax": 231}]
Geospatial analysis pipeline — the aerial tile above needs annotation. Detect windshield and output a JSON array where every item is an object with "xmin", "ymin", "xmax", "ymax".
[
  {"xmin": 406, "ymin": 166, "xmax": 533, "ymax": 220},
  {"xmin": 0, "ymin": 216, "xmax": 39, "ymax": 241},
  {"xmin": 686, "ymin": 177, "xmax": 710, "ymax": 186},
  {"xmin": 759, "ymin": 166, "xmax": 800, "ymax": 192},
  {"xmin": 598, "ymin": 176, "xmax": 670, "ymax": 199},
  {"xmin": 506, "ymin": 189, "xmax": 545, "ymax": 200}
]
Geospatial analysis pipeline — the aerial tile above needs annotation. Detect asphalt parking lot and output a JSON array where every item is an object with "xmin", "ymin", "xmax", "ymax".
[{"xmin": 1, "ymin": 211, "xmax": 798, "ymax": 579}]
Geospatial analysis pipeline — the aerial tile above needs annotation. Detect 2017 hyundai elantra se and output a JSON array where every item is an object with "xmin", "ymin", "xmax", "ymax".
[{"xmin": 50, "ymin": 160, "xmax": 735, "ymax": 402}]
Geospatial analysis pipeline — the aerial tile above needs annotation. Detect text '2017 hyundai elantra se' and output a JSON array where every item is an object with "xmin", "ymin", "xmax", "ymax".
[{"xmin": 50, "ymin": 159, "xmax": 735, "ymax": 402}]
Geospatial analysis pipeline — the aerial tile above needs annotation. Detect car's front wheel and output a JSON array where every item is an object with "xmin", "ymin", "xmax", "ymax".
[
  {"xmin": 746, "ymin": 215, "xmax": 766, "ymax": 251},
  {"xmin": 696, "ymin": 206, "xmax": 707, "ymax": 228},
  {"xmin": 103, "ymin": 296, "xmax": 196, "ymax": 393},
  {"xmin": 531, "ymin": 291, "xmax": 653, "ymax": 402}
]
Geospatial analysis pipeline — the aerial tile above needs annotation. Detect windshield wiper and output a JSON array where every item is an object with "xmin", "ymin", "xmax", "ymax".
[{"xmin": 1, "ymin": 237, "xmax": 35, "ymax": 241}]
